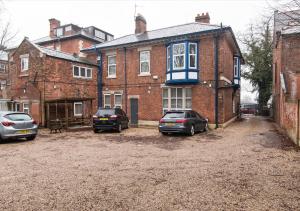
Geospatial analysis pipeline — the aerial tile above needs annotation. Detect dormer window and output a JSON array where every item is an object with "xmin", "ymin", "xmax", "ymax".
[
  {"xmin": 65, "ymin": 25, "xmax": 72, "ymax": 32},
  {"xmin": 107, "ymin": 35, "xmax": 114, "ymax": 41},
  {"xmin": 95, "ymin": 30, "xmax": 105, "ymax": 40},
  {"xmin": 56, "ymin": 28, "xmax": 63, "ymax": 36}
]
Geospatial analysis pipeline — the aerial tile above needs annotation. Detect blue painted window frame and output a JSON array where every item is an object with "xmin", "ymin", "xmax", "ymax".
[
  {"xmin": 166, "ymin": 41, "xmax": 199, "ymax": 84},
  {"xmin": 233, "ymin": 56, "xmax": 241, "ymax": 85}
]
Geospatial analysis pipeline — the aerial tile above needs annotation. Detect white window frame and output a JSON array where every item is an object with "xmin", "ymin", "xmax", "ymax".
[
  {"xmin": 107, "ymin": 35, "xmax": 114, "ymax": 41},
  {"xmin": 189, "ymin": 43, "xmax": 197, "ymax": 69},
  {"xmin": 0, "ymin": 80, "xmax": 6, "ymax": 90},
  {"xmin": 23, "ymin": 103, "xmax": 29, "ymax": 114},
  {"xmin": 21, "ymin": 56, "xmax": 29, "ymax": 72},
  {"xmin": 56, "ymin": 28, "xmax": 63, "ymax": 36},
  {"xmin": 162, "ymin": 87, "xmax": 192, "ymax": 113},
  {"xmin": 107, "ymin": 55, "xmax": 116, "ymax": 78},
  {"xmin": 104, "ymin": 94, "xmax": 111, "ymax": 108},
  {"xmin": 86, "ymin": 68, "xmax": 92, "ymax": 79},
  {"xmin": 73, "ymin": 65, "xmax": 92, "ymax": 79},
  {"xmin": 0, "ymin": 63, "xmax": 5, "ymax": 72},
  {"xmin": 73, "ymin": 65, "xmax": 80, "ymax": 78},
  {"xmin": 172, "ymin": 43, "xmax": 186, "ymax": 70},
  {"xmin": 114, "ymin": 94, "xmax": 122, "ymax": 108},
  {"xmin": 139, "ymin": 51, "xmax": 150, "ymax": 75},
  {"xmin": 74, "ymin": 102, "xmax": 83, "ymax": 116}
]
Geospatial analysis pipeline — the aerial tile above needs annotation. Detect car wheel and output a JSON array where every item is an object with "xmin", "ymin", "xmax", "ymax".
[
  {"xmin": 27, "ymin": 135, "xmax": 36, "ymax": 141},
  {"xmin": 162, "ymin": 132, "xmax": 168, "ymax": 136},
  {"xmin": 117, "ymin": 124, "xmax": 122, "ymax": 133},
  {"xmin": 189, "ymin": 125, "xmax": 195, "ymax": 136},
  {"xmin": 93, "ymin": 129, "xmax": 99, "ymax": 133}
]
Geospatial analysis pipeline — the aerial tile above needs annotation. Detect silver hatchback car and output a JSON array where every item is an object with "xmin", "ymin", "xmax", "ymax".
[{"xmin": 0, "ymin": 111, "xmax": 38, "ymax": 141}]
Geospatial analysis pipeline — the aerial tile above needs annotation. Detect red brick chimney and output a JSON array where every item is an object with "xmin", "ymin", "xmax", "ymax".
[
  {"xmin": 49, "ymin": 18, "xmax": 61, "ymax": 37},
  {"xmin": 135, "ymin": 14, "xmax": 147, "ymax": 34},
  {"xmin": 195, "ymin": 12, "xmax": 210, "ymax": 24}
]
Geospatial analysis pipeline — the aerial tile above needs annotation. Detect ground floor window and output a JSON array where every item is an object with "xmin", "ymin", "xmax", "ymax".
[
  {"xmin": 23, "ymin": 103, "xmax": 29, "ymax": 114},
  {"xmin": 114, "ymin": 94, "xmax": 122, "ymax": 108},
  {"xmin": 74, "ymin": 102, "xmax": 83, "ymax": 116},
  {"xmin": 104, "ymin": 94, "xmax": 111, "ymax": 108},
  {"xmin": 162, "ymin": 87, "xmax": 192, "ymax": 113}
]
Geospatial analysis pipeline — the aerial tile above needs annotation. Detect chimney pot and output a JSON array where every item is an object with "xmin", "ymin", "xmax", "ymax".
[
  {"xmin": 49, "ymin": 18, "xmax": 61, "ymax": 38},
  {"xmin": 135, "ymin": 14, "xmax": 147, "ymax": 34},
  {"xmin": 195, "ymin": 12, "xmax": 210, "ymax": 24}
]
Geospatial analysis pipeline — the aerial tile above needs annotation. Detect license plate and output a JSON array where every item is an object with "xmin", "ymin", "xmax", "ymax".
[
  {"xmin": 99, "ymin": 118, "xmax": 108, "ymax": 121},
  {"xmin": 165, "ymin": 123, "xmax": 175, "ymax": 126},
  {"xmin": 17, "ymin": 130, "xmax": 30, "ymax": 134}
]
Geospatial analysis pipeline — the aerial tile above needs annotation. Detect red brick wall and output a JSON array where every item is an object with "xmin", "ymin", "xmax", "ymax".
[
  {"xmin": 100, "ymin": 33, "xmax": 238, "ymax": 124},
  {"xmin": 9, "ymin": 39, "xmax": 98, "ymax": 125}
]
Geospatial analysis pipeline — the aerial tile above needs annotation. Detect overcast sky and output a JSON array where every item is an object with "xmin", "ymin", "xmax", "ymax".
[{"xmin": 2, "ymin": 0, "xmax": 279, "ymax": 103}]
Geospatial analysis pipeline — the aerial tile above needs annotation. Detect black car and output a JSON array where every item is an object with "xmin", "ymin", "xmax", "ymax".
[
  {"xmin": 158, "ymin": 110, "xmax": 208, "ymax": 136},
  {"xmin": 93, "ymin": 108, "xmax": 129, "ymax": 133}
]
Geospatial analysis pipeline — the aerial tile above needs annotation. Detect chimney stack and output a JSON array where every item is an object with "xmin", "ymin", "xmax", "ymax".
[
  {"xmin": 195, "ymin": 12, "xmax": 210, "ymax": 24},
  {"xmin": 135, "ymin": 14, "xmax": 147, "ymax": 34},
  {"xmin": 49, "ymin": 18, "xmax": 61, "ymax": 37}
]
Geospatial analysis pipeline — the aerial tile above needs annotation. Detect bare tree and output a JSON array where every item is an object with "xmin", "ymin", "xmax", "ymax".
[{"xmin": 0, "ymin": 0, "xmax": 17, "ymax": 54}]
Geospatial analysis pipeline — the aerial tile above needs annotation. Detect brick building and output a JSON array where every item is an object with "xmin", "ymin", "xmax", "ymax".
[
  {"xmin": 273, "ymin": 10, "xmax": 300, "ymax": 146},
  {"xmin": 34, "ymin": 18, "xmax": 113, "ymax": 55},
  {"xmin": 7, "ymin": 18, "xmax": 113, "ymax": 127},
  {"xmin": 83, "ymin": 13, "xmax": 243, "ymax": 128}
]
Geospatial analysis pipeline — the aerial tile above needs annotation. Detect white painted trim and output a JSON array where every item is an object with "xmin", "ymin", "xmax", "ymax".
[
  {"xmin": 220, "ymin": 76, "xmax": 232, "ymax": 84},
  {"xmin": 73, "ymin": 102, "xmax": 83, "ymax": 116},
  {"xmin": 128, "ymin": 95, "xmax": 139, "ymax": 99},
  {"xmin": 188, "ymin": 43, "xmax": 197, "ymax": 69},
  {"xmin": 137, "ymin": 46, "xmax": 152, "ymax": 51},
  {"xmin": 105, "ymin": 50, "xmax": 116, "ymax": 56}
]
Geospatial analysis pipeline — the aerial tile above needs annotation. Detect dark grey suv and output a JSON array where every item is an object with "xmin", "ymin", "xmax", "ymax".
[{"xmin": 158, "ymin": 110, "xmax": 208, "ymax": 136}]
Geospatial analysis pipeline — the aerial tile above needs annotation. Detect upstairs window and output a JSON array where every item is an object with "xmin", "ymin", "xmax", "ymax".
[
  {"xmin": 167, "ymin": 46, "xmax": 171, "ymax": 71},
  {"xmin": 189, "ymin": 43, "xmax": 197, "ymax": 69},
  {"xmin": 108, "ymin": 55, "xmax": 116, "ymax": 78},
  {"xmin": 107, "ymin": 35, "xmax": 114, "ymax": 41},
  {"xmin": 140, "ymin": 51, "xmax": 150, "ymax": 75},
  {"xmin": 20, "ymin": 55, "xmax": 29, "ymax": 72},
  {"xmin": 234, "ymin": 57, "xmax": 239, "ymax": 78},
  {"xmin": 173, "ymin": 43, "xmax": 185, "ymax": 70},
  {"xmin": 65, "ymin": 25, "xmax": 72, "ymax": 32},
  {"xmin": 0, "ymin": 80, "xmax": 6, "ymax": 90},
  {"xmin": 56, "ymin": 28, "xmax": 63, "ymax": 36},
  {"xmin": 0, "ymin": 64, "xmax": 5, "ymax": 72},
  {"xmin": 73, "ymin": 66, "xmax": 92, "ymax": 79}
]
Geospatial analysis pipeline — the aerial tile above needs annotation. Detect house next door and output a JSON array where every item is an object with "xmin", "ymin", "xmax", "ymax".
[{"xmin": 130, "ymin": 98, "xmax": 138, "ymax": 126}]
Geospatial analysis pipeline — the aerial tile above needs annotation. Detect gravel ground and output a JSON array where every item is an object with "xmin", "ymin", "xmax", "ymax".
[{"xmin": 0, "ymin": 115, "xmax": 299, "ymax": 210}]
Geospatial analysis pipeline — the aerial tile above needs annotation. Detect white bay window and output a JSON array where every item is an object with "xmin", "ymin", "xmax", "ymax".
[{"xmin": 173, "ymin": 43, "xmax": 185, "ymax": 70}]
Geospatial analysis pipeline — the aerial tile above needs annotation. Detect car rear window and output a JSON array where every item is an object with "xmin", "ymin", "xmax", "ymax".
[
  {"xmin": 163, "ymin": 112, "xmax": 185, "ymax": 119},
  {"xmin": 5, "ymin": 113, "xmax": 32, "ymax": 121},
  {"xmin": 96, "ymin": 109, "xmax": 115, "ymax": 116}
]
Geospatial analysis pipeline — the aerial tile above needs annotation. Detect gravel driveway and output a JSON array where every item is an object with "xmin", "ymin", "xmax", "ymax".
[{"xmin": 0, "ymin": 115, "xmax": 299, "ymax": 210}]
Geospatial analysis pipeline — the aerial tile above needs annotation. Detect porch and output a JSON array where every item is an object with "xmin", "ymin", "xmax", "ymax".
[{"xmin": 45, "ymin": 97, "xmax": 95, "ymax": 130}]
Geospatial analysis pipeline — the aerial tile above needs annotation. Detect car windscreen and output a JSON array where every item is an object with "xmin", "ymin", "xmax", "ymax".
[
  {"xmin": 96, "ymin": 109, "xmax": 115, "ymax": 116},
  {"xmin": 4, "ymin": 113, "xmax": 32, "ymax": 121},
  {"xmin": 163, "ymin": 112, "xmax": 185, "ymax": 119}
]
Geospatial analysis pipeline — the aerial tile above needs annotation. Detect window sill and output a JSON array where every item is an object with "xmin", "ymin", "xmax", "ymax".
[
  {"xmin": 19, "ymin": 74, "xmax": 29, "ymax": 77},
  {"xmin": 107, "ymin": 76, "xmax": 116, "ymax": 79},
  {"xmin": 138, "ymin": 73, "xmax": 151, "ymax": 77}
]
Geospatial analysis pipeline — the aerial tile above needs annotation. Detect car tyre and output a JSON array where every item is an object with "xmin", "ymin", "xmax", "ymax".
[
  {"xmin": 93, "ymin": 129, "xmax": 99, "ymax": 133},
  {"xmin": 162, "ymin": 132, "xmax": 168, "ymax": 136},
  {"xmin": 27, "ymin": 135, "xmax": 36, "ymax": 141},
  {"xmin": 117, "ymin": 124, "xmax": 122, "ymax": 133},
  {"xmin": 189, "ymin": 125, "xmax": 195, "ymax": 136}
]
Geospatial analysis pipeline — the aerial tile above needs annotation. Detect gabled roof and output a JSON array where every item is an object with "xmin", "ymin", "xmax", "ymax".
[
  {"xmin": 82, "ymin": 22, "xmax": 229, "ymax": 51},
  {"xmin": 21, "ymin": 39, "xmax": 97, "ymax": 66}
]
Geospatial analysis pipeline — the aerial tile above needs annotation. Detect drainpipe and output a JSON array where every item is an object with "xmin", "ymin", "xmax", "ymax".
[
  {"xmin": 124, "ymin": 47, "xmax": 128, "ymax": 113},
  {"xmin": 214, "ymin": 33, "xmax": 220, "ymax": 129},
  {"xmin": 297, "ymin": 100, "xmax": 300, "ymax": 146},
  {"xmin": 97, "ymin": 50, "xmax": 103, "ymax": 108}
]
